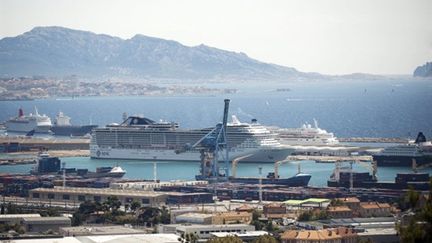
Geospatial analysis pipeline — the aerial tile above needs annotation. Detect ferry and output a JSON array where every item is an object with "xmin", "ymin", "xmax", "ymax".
[
  {"xmin": 5, "ymin": 107, "xmax": 52, "ymax": 133},
  {"xmin": 90, "ymin": 115, "xmax": 295, "ymax": 163}
]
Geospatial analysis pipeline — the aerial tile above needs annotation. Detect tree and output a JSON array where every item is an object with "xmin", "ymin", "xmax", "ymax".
[
  {"xmin": 252, "ymin": 235, "xmax": 278, "ymax": 243},
  {"xmin": 297, "ymin": 211, "xmax": 312, "ymax": 221},
  {"xmin": 398, "ymin": 179, "xmax": 432, "ymax": 243},
  {"xmin": 130, "ymin": 200, "xmax": 141, "ymax": 212},
  {"xmin": 406, "ymin": 186, "xmax": 420, "ymax": 210},
  {"xmin": 103, "ymin": 196, "xmax": 122, "ymax": 214},
  {"xmin": 206, "ymin": 236, "xmax": 242, "ymax": 243},
  {"xmin": 138, "ymin": 207, "xmax": 161, "ymax": 227},
  {"xmin": 179, "ymin": 232, "xmax": 199, "ymax": 243},
  {"xmin": 330, "ymin": 199, "xmax": 344, "ymax": 206},
  {"xmin": 159, "ymin": 206, "xmax": 170, "ymax": 224}
]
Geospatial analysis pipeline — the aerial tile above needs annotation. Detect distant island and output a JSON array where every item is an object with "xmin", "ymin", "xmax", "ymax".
[{"xmin": 413, "ymin": 62, "xmax": 432, "ymax": 77}]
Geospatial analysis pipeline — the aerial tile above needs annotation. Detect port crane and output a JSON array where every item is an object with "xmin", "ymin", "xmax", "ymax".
[{"xmin": 178, "ymin": 99, "xmax": 231, "ymax": 182}]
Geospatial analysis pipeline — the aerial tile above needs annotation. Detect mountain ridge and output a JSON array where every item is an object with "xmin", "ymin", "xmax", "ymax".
[{"xmin": 0, "ymin": 26, "xmax": 313, "ymax": 80}]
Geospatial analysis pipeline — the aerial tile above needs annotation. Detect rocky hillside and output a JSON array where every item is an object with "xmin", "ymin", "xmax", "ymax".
[
  {"xmin": 0, "ymin": 26, "xmax": 316, "ymax": 80},
  {"xmin": 413, "ymin": 62, "xmax": 432, "ymax": 77}
]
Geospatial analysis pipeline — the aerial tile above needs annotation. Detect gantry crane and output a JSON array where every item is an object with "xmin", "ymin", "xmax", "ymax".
[{"xmin": 179, "ymin": 99, "xmax": 231, "ymax": 182}]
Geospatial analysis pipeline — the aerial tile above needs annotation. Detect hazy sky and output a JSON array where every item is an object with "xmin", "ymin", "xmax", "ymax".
[{"xmin": 1, "ymin": 0, "xmax": 431, "ymax": 75}]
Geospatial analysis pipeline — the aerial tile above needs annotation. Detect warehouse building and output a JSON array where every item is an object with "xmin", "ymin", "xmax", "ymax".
[
  {"xmin": 28, "ymin": 187, "xmax": 214, "ymax": 206},
  {"xmin": 158, "ymin": 223, "xmax": 255, "ymax": 239},
  {"xmin": 29, "ymin": 187, "xmax": 167, "ymax": 206}
]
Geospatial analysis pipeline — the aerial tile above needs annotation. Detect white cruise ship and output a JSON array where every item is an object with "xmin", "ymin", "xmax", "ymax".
[
  {"xmin": 90, "ymin": 115, "xmax": 294, "ymax": 163},
  {"xmin": 269, "ymin": 119, "xmax": 339, "ymax": 146},
  {"xmin": 5, "ymin": 107, "xmax": 52, "ymax": 133}
]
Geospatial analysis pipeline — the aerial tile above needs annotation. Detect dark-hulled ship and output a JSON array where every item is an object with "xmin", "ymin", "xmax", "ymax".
[
  {"xmin": 327, "ymin": 160, "xmax": 430, "ymax": 191},
  {"xmin": 372, "ymin": 132, "xmax": 432, "ymax": 167},
  {"xmin": 50, "ymin": 112, "xmax": 97, "ymax": 136},
  {"xmin": 228, "ymin": 172, "xmax": 311, "ymax": 186},
  {"xmin": 32, "ymin": 153, "xmax": 126, "ymax": 178}
]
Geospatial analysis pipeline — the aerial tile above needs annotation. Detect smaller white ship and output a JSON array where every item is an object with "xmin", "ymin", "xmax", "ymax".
[
  {"xmin": 270, "ymin": 119, "xmax": 339, "ymax": 146},
  {"xmin": 5, "ymin": 107, "xmax": 52, "ymax": 133}
]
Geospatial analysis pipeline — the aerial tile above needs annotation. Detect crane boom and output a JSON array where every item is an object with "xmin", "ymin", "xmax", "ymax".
[{"xmin": 183, "ymin": 99, "xmax": 231, "ymax": 182}]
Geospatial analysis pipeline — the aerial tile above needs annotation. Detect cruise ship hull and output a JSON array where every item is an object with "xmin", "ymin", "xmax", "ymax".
[
  {"xmin": 6, "ymin": 122, "xmax": 51, "ymax": 133},
  {"xmin": 373, "ymin": 155, "xmax": 432, "ymax": 167},
  {"xmin": 90, "ymin": 146, "xmax": 294, "ymax": 163}
]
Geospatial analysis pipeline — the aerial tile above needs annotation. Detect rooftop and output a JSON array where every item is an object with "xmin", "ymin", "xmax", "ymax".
[
  {"xmin": 211, "ymin": 231, "xmax": 268, "ymax": 238},
  {"xmin": 22, "ymin": 216, "xmax": 71, "ymax": 224},
  {"xmin": 10, "ymin": 233, "xmax": 180, "ymax": 243},
  {"xmin": 0, "ymin": 214, "xmax": 41, "ymax": 219},
  {"xmin": 338, "ymin": 197, "xmax": 360, "ymax": 203},
  {"xmin": 173, "ymin": 223, "xmax": 253, "ymax": 230},
  {"xmin": 284, "ymin": 198, "xmax": 331, "ymax": 206},
  {"xmin": 360, "ymin": 202, "xmax": 391, "ymax": 209},
  {"xmin": 328, "ymin": 206, "xmax": 352, "ymax": 212},
  {"xmin": 60, "ymin": 225, "xmax": 147, "ymax": 236}
]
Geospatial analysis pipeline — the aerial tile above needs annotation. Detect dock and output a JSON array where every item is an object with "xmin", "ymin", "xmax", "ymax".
[
  {"xmin": 286, "ymin": 155, "xmax": 373, "ymax": 163},
  {"xmin": 0, "ymin": 137, "xmax": 89, "ymax": 152}
]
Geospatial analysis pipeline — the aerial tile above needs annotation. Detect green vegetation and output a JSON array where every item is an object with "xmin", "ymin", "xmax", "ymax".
[
  {"xmin": 250, "ymin": 209, "xmax": 265, "ymax": 230},
  {"xmin": 398, "ymin": 179, "xmax": 432, "ymax": 243},
  {"xmin": 252, "ymin": 234, "xmax": 279, "ymax": 243},
  {"xmin": 330, "ymin": 199, "xmax": 344, "ymax": 206},
  {"xmin": 297, "ymin": 209, "xmax": 328, "ymax": 221},
  {"xmin": 0, "ymin": 223, "xmax": 25, "ymax": 234},
  {"xmin": 206, "ymin": 236, "xmax": 242, "ymax": 243},
  {"xmin": 179, "ymin": 232, "xmax": 199, "ymax": 243},
  {"xmin": 71, "ymin": 197, "xmax": 170, "ymax": 227}
]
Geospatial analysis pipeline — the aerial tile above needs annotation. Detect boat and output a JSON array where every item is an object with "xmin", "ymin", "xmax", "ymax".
[
  {"xmin": 50, "ymin": 111, "xmax": 98, "ymax": 136},
  {"xmin": 372, "ymin": 132, "xmax": 432, "ymax": 167},
  {"xmin": 269, "ymin": 119, "xmax": 339, "ymax": 146},
  {"xmin": 90, "ymin": 115, "xmax": 295, "ymax": 163},
  {"xmin": 5, "ymin": 107, "xmax": 52, "ymax": 133},
  {"xmin": 31, "ymin": 153, "xmax": 126, "ymax": 178},
  {"xmin": 228, "ymin": 172, "xmax": 311, "ymax": 186}
]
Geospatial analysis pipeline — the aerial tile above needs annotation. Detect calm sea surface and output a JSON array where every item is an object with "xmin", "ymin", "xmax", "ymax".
[{"xmin": 1, "ymin": 79, "xmax": 431, "ymax": 185}]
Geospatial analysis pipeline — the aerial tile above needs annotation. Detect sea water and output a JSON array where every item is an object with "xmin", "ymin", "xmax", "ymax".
[{"xmin": 1, "ymin": 79, "xmax": 431, "ymax": 185}]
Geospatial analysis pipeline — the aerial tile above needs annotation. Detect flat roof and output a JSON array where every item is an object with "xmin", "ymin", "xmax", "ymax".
[
  {"xmin": 172, "ymin": 223, "xmax": 253, "ymax": 230},
  {"xmin": 284, "ymin": 198, "xmax": 330, "ymax": 205},
  {"xmin": 211, "ymin": 231, "xmax": 268, "ymax": 237},
  {"xmin": 60, "ymin": 225, "xmax": 147, "ymax": 235},
  {"xmin": 23, "ymin": 216, "xmax": 71, "ymax": 223},
  {"xmin": 0, "ymin": 214, "xmax": 41, "ymax": 219}
]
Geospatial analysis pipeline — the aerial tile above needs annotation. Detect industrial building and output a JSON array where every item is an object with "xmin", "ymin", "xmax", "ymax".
[
  {"xmin": 0, "ymin": 214, "xmax": 41, "ymax": 225},
  {"xmin": 60, "ymin": 225, "xmax": 147, "ymax": 236},
  {"xmin": 175, "ymin": 213, "xmax": 213, "ymax": 224},
  {"xmin": 158, "ymin": 223, "xmax": 255, "ymax": 239},
  {"xmin": 29, "ymin": 187, "xmax": 167, "ymax": 206},
  {"xmin": 110, "ymin": 180, "xmax": 208, "ymax": 191},
  {"xmin": 22, "ymin": 217, "xmax": 71, "ymax": 233},
  {"xmin": 28, "ymin": 187, "xmax": 214, "ymax": 206},
  {"xmin": 0, "ymin": 214, "xmax": 70, "ymax": 234}
]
